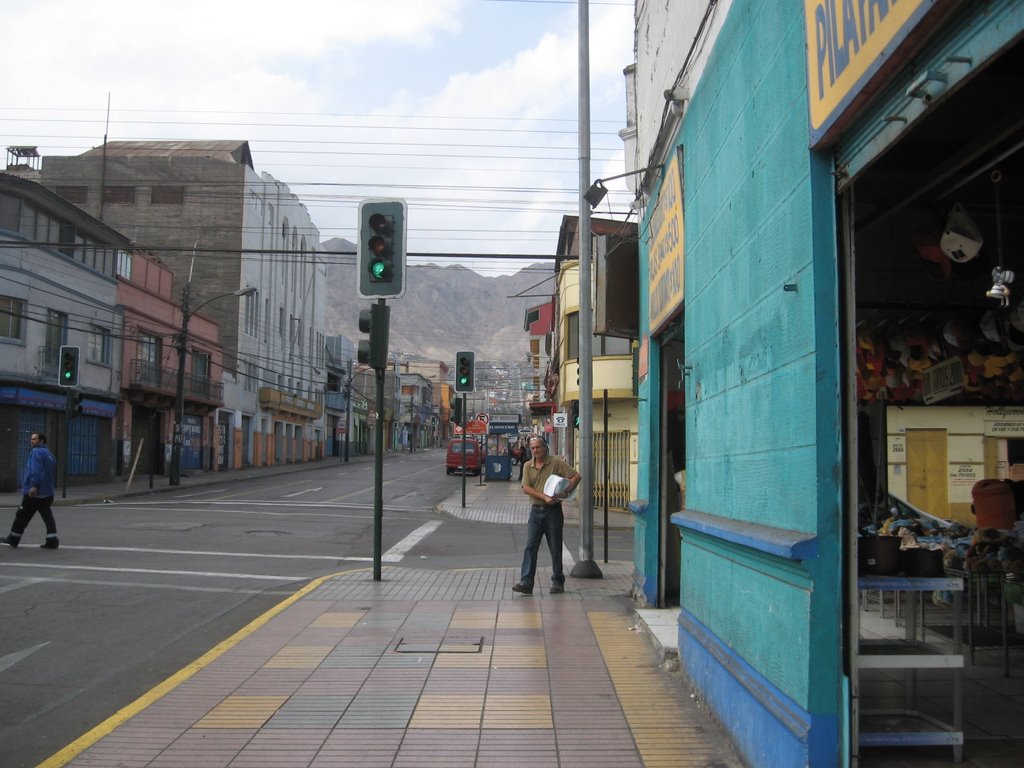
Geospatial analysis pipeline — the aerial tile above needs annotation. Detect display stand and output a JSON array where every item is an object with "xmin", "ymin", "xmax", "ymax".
[{"xmin": 857, "ymin": 575, "xmax": 964, "ymax": 763}]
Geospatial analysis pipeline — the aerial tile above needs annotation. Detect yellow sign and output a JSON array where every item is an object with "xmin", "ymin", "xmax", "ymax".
[
  {"xmin": 805, "ymin": 0, "xmax": 933, "ymax": 143},
  {"xmin": 648, "ymin": 153, "xmax": 684, "ymax": 333}
]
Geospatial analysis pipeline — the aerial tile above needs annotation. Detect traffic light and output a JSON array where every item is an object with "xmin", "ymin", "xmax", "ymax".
[
  {"xmin": 357, "ymin": 199, "xmax": 407, "ymax": 299},
  {"xmin": 451, "ymin": 397, "xmax": 463, "ymax": 423},
  {"xmin": 572, "ymin": 400, "xmax": 580, "ymax": 429},
  {"xmin": 357, "ymin": 303, "xmax": 390, "ymax": 369},
  {"xmin": 58, "ymin": 345, "xmax": 80, "ymax": 387},
  {"xmin": 455, "ymin": 351, "xmax": 475, "ymax": 393},
  {"xmin": 66, "ymin": 390, "xmax": 84, "ymax": 418}
]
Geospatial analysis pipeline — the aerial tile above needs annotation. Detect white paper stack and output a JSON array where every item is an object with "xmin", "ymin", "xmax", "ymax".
[{"xmin": 544, "ymin": 475, "xmax": 569, "ymax": 497}]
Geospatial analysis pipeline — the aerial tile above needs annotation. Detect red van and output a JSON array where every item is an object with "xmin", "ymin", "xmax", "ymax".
[{"xmin": 446, "ymin": 437, "xmax": 482, "ymax": 475}]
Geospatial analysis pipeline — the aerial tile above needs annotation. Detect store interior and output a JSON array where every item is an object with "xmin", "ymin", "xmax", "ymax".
[{"xmin": 851, "ymin": 37, "xmax": 1024, "ymax": 765}]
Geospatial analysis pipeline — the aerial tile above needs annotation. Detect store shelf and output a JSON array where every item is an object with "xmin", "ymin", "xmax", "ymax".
[{"xmin": 856, "ymin": 576, "xmax": 963, "ymax": 763}]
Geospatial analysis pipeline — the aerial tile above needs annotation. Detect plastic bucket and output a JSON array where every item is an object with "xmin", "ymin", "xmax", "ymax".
[
  {"xmin": 902, "ymin": 548, "xmax": 944, "ymax": 577},
  {"xmin": 971, "ymin": 479, "xmax": 1018, "ymax": 529},
  {"xmin": 859, "ymin": 536, "xmax": 902, "ymax": 575}
]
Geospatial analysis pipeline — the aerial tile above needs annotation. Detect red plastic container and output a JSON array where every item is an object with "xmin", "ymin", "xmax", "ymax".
[{"xmin": 971, "ymin": 479, "xmax": 1018, "ymax": 530}]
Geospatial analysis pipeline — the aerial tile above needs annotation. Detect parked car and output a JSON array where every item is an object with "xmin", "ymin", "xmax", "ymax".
[{"xmin": 446, "ymin": 437, "xmax": 482, "ymax": 475}]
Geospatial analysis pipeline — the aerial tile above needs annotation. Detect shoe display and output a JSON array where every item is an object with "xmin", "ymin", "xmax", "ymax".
[
  {"xmin": 0, "ymin": 535, "xmax": 18, "ymax": 548},
  {"xmin": 511, "ymin": 582, "xmax": 534, "ymax": 595},
  {"xmin": 549, "ymin": 584, "xmax": 565, "ymax": 594},
  {"xmin": 40, "ymin": 539, "xmax": 59, "ymax": 550}
]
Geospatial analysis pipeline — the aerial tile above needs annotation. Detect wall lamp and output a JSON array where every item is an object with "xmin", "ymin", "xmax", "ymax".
[{"xmin": 584, "ymin": 164, "xmax": 663, "ymax": 208}]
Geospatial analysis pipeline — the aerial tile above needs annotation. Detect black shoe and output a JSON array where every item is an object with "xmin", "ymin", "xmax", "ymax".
[
  {"xmin": 511, "ymin": 582, "xmax": 534, "ymax": 595},
  {"xmin": 0, "ymin": 535, "xmax": 19, "ymax": 548},
  {"xmin": 549, "ymin": 584, "xmax": 565, "ymax": 594},
  {"xmin": 40, "ymin": 539, "xmax": 59, "ymax": 550}
]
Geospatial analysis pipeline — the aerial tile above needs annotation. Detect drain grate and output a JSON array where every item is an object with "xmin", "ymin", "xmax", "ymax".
[{"xmin": 394, "ymin": 636, "xmax": 484, "ymax": 654}]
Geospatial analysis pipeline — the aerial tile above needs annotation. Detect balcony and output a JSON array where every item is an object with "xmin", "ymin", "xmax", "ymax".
[
  {"xmin": 128, "ymin": 358, "xmax": 223, "ymax": 406},
  {"xmin": 325, "ymin": 391, "xmax": 348, "ymax": 412},
  {"xmin": 260, "ymin": 387, "xmax": 323, "ymax": 419}
]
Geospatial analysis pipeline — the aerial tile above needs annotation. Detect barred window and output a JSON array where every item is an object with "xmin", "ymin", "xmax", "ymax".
[{"xmin": 102, "ymin": 186, "xmax": 136, "ymax": 204}]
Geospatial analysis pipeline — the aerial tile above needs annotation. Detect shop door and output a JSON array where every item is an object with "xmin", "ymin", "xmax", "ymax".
[
  {"xmin": 905, "ymin": 429, "xmax": 948, "ymax": 516},
  {"xmin": 131, "ymin": 405, "xmax": 161, "ymax": 475}
]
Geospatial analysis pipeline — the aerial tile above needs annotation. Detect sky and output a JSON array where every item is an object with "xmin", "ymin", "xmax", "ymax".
[{"xmin": 0, "ymin": 0, "xmax": 637, "ymax": 277}]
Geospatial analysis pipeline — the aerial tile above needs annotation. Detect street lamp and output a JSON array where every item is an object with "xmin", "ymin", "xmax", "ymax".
[{"xmin": 169, "ymin": 284, "xmax": 256, "ymax": 486}]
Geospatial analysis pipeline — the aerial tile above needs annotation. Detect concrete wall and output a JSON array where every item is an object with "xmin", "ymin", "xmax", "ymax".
[{"xmin": 634, "ymin": 0, "xmax": 844, "ymax": 764}]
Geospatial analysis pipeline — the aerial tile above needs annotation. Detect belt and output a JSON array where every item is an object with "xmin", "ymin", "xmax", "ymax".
[{"xmin": 531, "ymin": 503, "xmax": 561, "ymax": 510}]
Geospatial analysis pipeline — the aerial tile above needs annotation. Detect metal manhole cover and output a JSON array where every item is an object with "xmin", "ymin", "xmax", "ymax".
[{"xmin": 394, "ymin": 636, "xmax": 484, "ymax": 654}]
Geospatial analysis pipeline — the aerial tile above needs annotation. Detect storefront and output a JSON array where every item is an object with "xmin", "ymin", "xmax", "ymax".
[{"xmin": 827, "ymin": 0, "xmax": 1024, "ymax": 760}]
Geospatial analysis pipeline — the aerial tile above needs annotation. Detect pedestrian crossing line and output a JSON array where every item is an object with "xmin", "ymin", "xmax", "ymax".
[
  {"xmin": 193, "ymin": 695, "xmax": 288, "ymax": 728},
  {"xmin": 264, "ymin": 645, "xmax": 334, "ymax": 669}
]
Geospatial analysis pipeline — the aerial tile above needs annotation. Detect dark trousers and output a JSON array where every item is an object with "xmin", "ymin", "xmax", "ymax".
[
  {"xmin": 519, "ymin": 503, "xmax": 564, "ymax": 587},
  {"xmin": 10, "ymin": 494, "xmax": 58, "ymax": 538}
]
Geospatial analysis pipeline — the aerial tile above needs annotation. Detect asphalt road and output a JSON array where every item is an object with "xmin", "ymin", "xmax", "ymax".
[{"xmin": 0, "ymin": 449, "xmax": 632, "ymax": 768}]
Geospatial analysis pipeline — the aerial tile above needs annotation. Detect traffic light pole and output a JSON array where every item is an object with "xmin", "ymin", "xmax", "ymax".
[
  {"xmin": 372, "ymin": 299, "xmax": 386, "ymax": 581},
  {"xmin": 460, "ymin": 394, "xmax": 468, "ymax": 509}
]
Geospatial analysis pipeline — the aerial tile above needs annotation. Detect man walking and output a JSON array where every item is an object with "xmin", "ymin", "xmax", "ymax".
[
  {"xmin": 513, "ymin": 435, "xmax": 580, "ymax": 595},
  {"xmin": 1, "ymin": 432, "xmax": 59, "ymax": 550}
]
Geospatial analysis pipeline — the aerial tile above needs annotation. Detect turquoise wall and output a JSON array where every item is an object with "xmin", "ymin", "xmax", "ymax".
[{"xmin": 636, "ymin": 0, "xmax": 844, "ymax": 763}]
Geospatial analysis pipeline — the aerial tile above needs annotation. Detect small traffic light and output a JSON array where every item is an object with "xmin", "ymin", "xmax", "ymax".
[
  {"xmin": 572, "ymin": 400, "xmax": 580, "ymax": 429},
  {"xmin": 455, "ymin": 351, "xmax": 475, "ymax": 393},
  {"xmin": 451, "ymin": 397, "xmax": 463, "ymax": 423},
  {"xmin": 58, "ymin": 345, "xmax": 80, "ymax": 387},
  {"xmin": 357, "ymin": 303, "xmax": 390, "ymax": 369},
  {"xmin": 66, "ymin": 390, "xmax": 84, "ymax": 418},
  {"xmin": 357, "ymin": 199, "xmax": 407, "ymax": 299}
]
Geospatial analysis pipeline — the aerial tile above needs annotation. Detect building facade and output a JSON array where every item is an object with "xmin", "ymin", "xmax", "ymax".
[
  {"xmin": 41, "ymin": 141, "xmax": 327, "ymax": 470},
  {"xmin": 0, "ymin": 173, "xmax": 122, "ymax": 489},
  {"xmin": 626, "ymin": 0, "xmax": 1024, "ymax": 765}
]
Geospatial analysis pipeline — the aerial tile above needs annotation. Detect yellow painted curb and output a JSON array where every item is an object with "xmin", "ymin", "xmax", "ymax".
[{"xmin": 37, "ymin": 570, "xmax": 358, "ymax": 768}]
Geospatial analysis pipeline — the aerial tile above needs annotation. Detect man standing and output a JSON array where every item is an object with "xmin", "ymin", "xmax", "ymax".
[
  {"xmin": 1, "ymin": 432, "xmax": 59, "ymax": 550},
  {"xmin": 513, "ymin": 435, "xmax": 580, "ymax": 595}
]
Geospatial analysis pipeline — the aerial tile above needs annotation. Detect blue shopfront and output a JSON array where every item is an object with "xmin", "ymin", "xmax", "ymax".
[{"xmin": 0, "ymin": 386, "xmax": 117, "ymax": 490}]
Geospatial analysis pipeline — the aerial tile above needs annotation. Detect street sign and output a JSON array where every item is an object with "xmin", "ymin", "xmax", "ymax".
[
  {"xmin": 552, "ymin": 412, "xmax": 568, "ymax": 428},
  {"xmin": 466, "ymin": 419, "xmax": 488, "ymax": 435}
]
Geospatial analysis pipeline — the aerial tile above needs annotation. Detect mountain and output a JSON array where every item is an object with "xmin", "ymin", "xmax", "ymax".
[{"xmin": 321, "ymin": 237, "xmax": 551, "ymax": 363}]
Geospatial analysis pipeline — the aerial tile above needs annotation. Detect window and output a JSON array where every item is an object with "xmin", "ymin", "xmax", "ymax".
[
  {"xmin": 56, "ymin": 186, "xmax": 87, "ymax": 204},
  {"xmin": 0, "ymin": 193, "xmax": 20, "ymax": 231},
  {"xmin": 566, "ymin": 312, "xmax": 579, "ymax": 360},
  {"xmin": 279, "ymin": 307, "xmax": 286, "ymax": 340},
  {"xmin": 102, "ymin": 186, "xmax": 136, "ymax": 204},
  {"xmin": 597, "ymin": 335, "xmax": 632, "ymax": 355},
  {"xmin": 58, "ymin": 221, "xmax": 76, "ymax": 256},
  {"xmin": 138, "ymin": 334, "xmax": 160, "ymax": 365},
  {"xmin": 192, "ymin": 352, "xmax": 210, "ymax": 379},
  {"xmin": 116, "ymin": 250, "xmax": 132, "ymax": 279},
  {"xmin": 44, "ymin": 310, "xmax": 67, "ymax": 366},
  {"xmin": 150, "ymin": 186, "xmax": 184, "ymax": 204},
  {"xmin": 87, "ymin": 325, "xmax": 112, "ymax": 365},
  {"xmin": 0, "ymin": 296, "xmax": 25, "ymax": 340},
  {"xmin": 243, "ymin": 290, "xmax": 259, "ymax": 336}
]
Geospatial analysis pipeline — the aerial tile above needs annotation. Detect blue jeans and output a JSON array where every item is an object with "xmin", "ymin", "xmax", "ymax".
[{"xmin": 519, "ymin": 504, "xmax": 564, "ymax": 587}]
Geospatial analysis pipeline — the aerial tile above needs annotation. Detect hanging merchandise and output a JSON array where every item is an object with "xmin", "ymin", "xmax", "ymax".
[{"xmin": 940, "ymin": 203, "xmax": 984, "ymax": 263}]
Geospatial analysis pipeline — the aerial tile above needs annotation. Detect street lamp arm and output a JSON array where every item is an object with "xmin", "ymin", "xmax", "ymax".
[{"xmin": 190, "ymin": 286, "xmax": 257, "ymax": 316}]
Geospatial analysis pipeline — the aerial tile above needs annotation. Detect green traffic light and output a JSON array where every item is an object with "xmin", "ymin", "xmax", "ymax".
[{"xmin": 370, "ymin": 260, "xmax": 386, "ymax": 279}]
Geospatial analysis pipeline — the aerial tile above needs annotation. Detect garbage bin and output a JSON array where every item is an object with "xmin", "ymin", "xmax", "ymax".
[{"xmin": 486, "ymin": 455, "xmax": 511, "ymax": 481}]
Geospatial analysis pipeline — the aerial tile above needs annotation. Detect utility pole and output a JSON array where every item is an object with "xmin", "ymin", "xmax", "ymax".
[{"xmin": 572, "ymin": 0, "xmax": 602, "ymax": 579}]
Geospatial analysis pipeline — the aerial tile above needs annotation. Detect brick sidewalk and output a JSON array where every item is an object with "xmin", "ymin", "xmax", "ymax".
[{"xmin": 42, "ymin": 565, "xmax": 743, "ymax": 768}]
